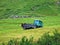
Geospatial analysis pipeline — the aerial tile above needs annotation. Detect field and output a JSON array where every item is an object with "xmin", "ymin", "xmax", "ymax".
[
  {"xmin": 0, "ymin": 0, "xmax": 60, "ymax": 19},
  {"xmin": 0, "ymin": 16, "xmax": 60, "ymax": 44},
  {"xmin": 0, "ymin": 0, "xmax": 60, "ymax": 45}
]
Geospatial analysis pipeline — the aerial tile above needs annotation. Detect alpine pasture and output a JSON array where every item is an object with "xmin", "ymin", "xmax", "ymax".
[
  {"xmin": 0, "ymin": 16, "xmax": 60, "ymax": 44},
  {"xmin": 0, "ymin": 0, "xmax": 60, "ymax": 44}
]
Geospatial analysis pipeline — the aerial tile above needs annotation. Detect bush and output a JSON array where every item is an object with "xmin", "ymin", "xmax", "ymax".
[
  {"xmin": 20, "ymin": 36, "xmax": 33, "ymax": 45},
  {"xmin": 37, "ymin": 30, "xmax": 60, "ymax": 45},
  {"xmin": 7, "ymin": 39, "xmax": 14, "ymax": 45}
]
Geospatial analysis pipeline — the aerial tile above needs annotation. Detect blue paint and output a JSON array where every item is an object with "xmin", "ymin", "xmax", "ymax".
[{"xmin": 34, "ymin": 20, "xmax": 43, "ymax": 27}]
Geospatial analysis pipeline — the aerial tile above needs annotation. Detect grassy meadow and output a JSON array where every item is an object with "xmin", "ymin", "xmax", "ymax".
[
  {"xmin": 0, "ymin": 0, "xmax": 60, "ymax": 19},
  {"xmin": 0, "ymin": 0, "xmax": 60, "ymax": 45},
  {"xmin": 0, "ymin": 16, "xmax": 60, "ymax": 44}
]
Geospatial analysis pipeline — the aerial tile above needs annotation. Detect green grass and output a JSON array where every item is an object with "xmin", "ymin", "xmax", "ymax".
[
  {"xmin": 1, "ymin": 29, "xmax": 60, "ymax": 45},
  {"xmin": 0, "ymin": 0, "xmax": 60, "ymax": 44},
  {"xmin": 0, "ymin": 0, "xmax": 60, "ymax": 19},
  {"xmin": 0, "ymin": 16, "xmax": 60, "ymax": 43}
]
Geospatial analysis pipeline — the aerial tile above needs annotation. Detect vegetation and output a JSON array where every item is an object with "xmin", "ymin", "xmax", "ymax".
[
  {"xmin": 0, "ymin": 0, "xmax": 60, "ymax": 19},
  {"xmin": 0, "ymin": 16, "xmax": 60, "ymax": 44},
  {"xmin": 1, "ymin": 30, "xmax": 60, "ymax": 45},
  {"xmin": 0, "ymin": 0, "xmax": 60, "ymax": 45}
]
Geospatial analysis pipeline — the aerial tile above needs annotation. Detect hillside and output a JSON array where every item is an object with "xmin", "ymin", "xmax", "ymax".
[
  {"xmin": 0, "ymin": 16, "xmax": 60, "ymax": 43},
  {"xmin": 0, "ymin": 0, "xmax": 60, "ymax": 44},
  {"xmin": 0, "ymin": 0, "xmax": 60, "ymax": 19}
]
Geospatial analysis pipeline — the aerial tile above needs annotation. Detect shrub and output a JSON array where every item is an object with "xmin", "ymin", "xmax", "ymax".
[
  {"xmin": 20, "ymin": 36, "xmax": 33, "ymax": 45},
  {"xmin": 7, "ymin": 39, "xmax": 15, "ymax": 45},
  {"xmin": 37, "ymin": 30, "xmax": 60, "ymax": 45}
]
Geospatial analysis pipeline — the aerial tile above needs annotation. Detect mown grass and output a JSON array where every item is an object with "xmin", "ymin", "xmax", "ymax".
[
  {"xmin": 0, "ymin": 16, "xmax": 60, "ymax": 44},
  {"xmin": 0, "ymin": 0, "xmax": 60, "ymax": 44}
]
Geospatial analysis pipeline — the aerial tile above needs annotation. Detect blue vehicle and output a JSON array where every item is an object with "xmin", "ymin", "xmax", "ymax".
[
  {"xmin": 34, "ymin": 20, "xmax": 43, "ymax": 28},
  {"xmin": 21, "ymin": 20, "xmax": 43, "ymax": 29}
]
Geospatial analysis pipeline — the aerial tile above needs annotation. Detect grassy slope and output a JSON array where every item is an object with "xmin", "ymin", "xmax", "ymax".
[
  {"xmin": 0, "ymin": 0, "xmax": 60, "ymax": 19},
  {"xmin": 0, "ymin": 0, "xmax": 60, "ymax": 44},
  {"xmin": 0, "ymin": 16, "xmax": 60, "ymax": 43}
]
